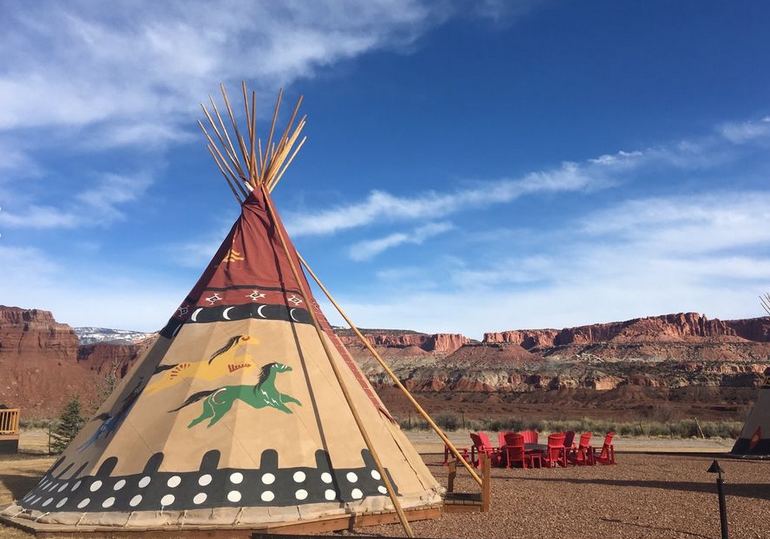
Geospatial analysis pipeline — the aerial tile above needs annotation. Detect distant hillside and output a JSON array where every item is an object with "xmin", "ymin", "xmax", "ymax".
[
  {"xmin": 1, "ymin": 306, "xmax": 768, "ymax": 420},
  {"xmin": 73, "ymin": 327, "xmax": 156, "ymax": 345}
]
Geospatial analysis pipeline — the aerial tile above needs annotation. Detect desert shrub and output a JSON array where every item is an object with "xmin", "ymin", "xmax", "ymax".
[
  {"xmin": 19, "ymin": 418, "xmax": 54, "ymax": 429},
  {"xmin": 435, "ymin": 413, "xmax": 461, "ymax": 431}
]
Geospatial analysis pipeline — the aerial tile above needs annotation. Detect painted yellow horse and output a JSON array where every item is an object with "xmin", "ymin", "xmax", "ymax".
[{"xmin": 145, "ymin": 335, "xmax": 258, "ymax": 394}]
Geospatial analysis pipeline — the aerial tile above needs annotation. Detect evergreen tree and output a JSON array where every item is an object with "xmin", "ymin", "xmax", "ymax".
[{"xmin": 51, "ymin": 396, "xmax": 85, "ymax": 454}]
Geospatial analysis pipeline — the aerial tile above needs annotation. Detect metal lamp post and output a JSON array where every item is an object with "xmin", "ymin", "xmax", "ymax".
[{"xmin": 707, "ymin": 460, "xmax": 729, "ymax": 539}]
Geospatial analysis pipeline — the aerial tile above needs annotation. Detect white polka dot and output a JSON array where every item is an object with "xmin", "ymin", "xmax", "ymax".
[
  {"xmin": 57, "ymin": 483, "xmax": 68, "ymax": 492},
  {"xmin": 295, "ymin": 489, "xmax": 308, "ymax": 500},
  {"xmin": 167, "ymin": 475, "xmax": 181, "ymax": 488},
  {"xmin": 129, "ymin": 495, "xmax": 142, "ymax": 507},
  {"xmin": 39, "ymin": 480, "xmax": 48, "ymax": 488},
  {"xmin": 346, "ymin": 472, "xmax": 358, "ymax": 483},
  {"xmin": 321, "ymin": 472, "xmax": 333, "ymax": 484},
  {"xmin": 48, "ymin": 483, "xmax": 58, "ymax": 492},
  {"xmin": 71, "ymin": 480, "xmax": 82, "ymax": 491},
  {"xmin": 370, "ymin": 470, "xmax": 381, "ymax": 480},
  {"xmin": 193, "ymin": 492, "xmax": 207, "ymax": 505},
  {"xmin": 56, "ymin": 497, "xmax": 68, "ymax": 508},
  {"xmin": 378, "ymin": 485, "xmax": 387, "ymax": 494},
  {"xmin": 198, "ymin": 474, "xmax": 212, "ymax": 486},
  {"xmin": 227, "ymin": 490, "xmax": 241, "ymax": 503},
  {"xmin": 229, "ymin": 472, "xmax": 243, "ymax": 484},
  {"xmin": 160, "ymin": 494, "xmax": 175, "ymax": 506},
  {"xmin": 292, "ymin": 470, "xmax": 306, "ymax": 483},
  {"xmin": 77, "ymin": 498, "xmax": 90, "ymax": 509},
  {"xmin": 324, "ymin": 489, "xmax": 337, "ymax": 501},
  {"xmin": 260, "ymin": 490, "xmax": 275, "ymax": 502},
  {"xmin": 89, "ymin": 480, "xmax": 102, "ymax": 492},
  {"xmin": 102, "ymin": 497, "xmax": 115, "ymax": 508},
  {"xmin": 138, "ymin": 476, "xmax": 151, "ymax": 488},
  {"xmin": 113, "ymin": 479, "xmax": 126, "ymax": 491},
  {"xmin": 42, "ymin": 497, "xmax": 53, "ymax": 507},
  {"xmin": 261, "ymin": 473, "xmax": 275, "ymax": 485},
  {"xmin": 351, "ymin": 488, "xmax": 363, "ymax": 499}
]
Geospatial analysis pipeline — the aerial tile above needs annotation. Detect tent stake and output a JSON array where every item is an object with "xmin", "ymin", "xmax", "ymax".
[
  {"xmin": 297, "ymin": 253, "xmax": 483, "ymax": 487},
  {"xmin": 261, "ymin": 185, "xmax": 415, "ymax": 538}
]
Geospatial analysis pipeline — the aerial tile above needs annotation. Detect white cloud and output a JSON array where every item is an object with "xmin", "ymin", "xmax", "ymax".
[
  {"xmin": 287, "ymin": 159, "xmax": 613, "ymax": 236},
  {"xmin": 0, "ymin": 172, "xmax": 153, "ymax": 229},
  {"xmin": 0, "ymin": 1, "xmax": 437, "ymax": 140},
  {"xmin": 349, "ymin": 221, "xmax": 453, "ymax": 261},
  {"xmin": 0, "ymin": 245, "xmax": 183, "ymax": 331},
  {"xmin": 719, "ymin": 116, "xmax": 770, "ymax": 143},
  {"xmin": 329, "ymin": 191, "xmax": 770, "ymax": 338}
]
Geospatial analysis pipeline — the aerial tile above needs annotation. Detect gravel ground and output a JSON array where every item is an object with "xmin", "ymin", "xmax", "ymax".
[
  {"xmin": 1, "ymin": 453, "xmax": 768, "ymax": 538},
  {"xmin": 361, "ymin": 454, "xmax": 770, "ymax": 539}
]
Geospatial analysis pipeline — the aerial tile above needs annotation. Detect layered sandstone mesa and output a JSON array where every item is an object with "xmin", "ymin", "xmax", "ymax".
[
  {"xmin": 0, "ymin": 306, "xmax": 79, "ymax": 361},
  {"xmin": 484, "ymin": 313, "xmax": 770, "ymax": 348},
  {"xmin": 483, "ymin": 329, "xmax": 560, "ymax": 349},
  {"xmin": 336, "ymin": 329, "xmax": 469, "ymax": 354},
  {"xmin": 0, "ymin": 305, "xmax": 99, "ymax": 418},
  {"xmin": 77, "ymin": 337, "xmax": 156, "ymax": 378}
]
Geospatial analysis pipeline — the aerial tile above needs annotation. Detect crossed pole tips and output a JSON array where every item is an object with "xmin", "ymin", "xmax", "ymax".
[{"xmin": 200, "ymin": 82, "xmax": 482, "ymax": 538}]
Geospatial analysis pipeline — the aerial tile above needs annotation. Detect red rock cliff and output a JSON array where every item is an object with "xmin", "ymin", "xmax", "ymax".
[
  {"xmin": 484, "ymin": 313, "xmax": 770, "ymax": 348},
  {"xmin": 0, "ymin": 305, "xmax": 79, "ymax": 361},
  {"xmin": 336, "ymin": 330, "xmax": 468, "ymax": 354}
]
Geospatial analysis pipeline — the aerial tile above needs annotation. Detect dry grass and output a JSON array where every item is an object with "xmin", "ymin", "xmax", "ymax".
[{"xmin": 0, "ymin": 450, "xmax": 768, "ymax": 538}]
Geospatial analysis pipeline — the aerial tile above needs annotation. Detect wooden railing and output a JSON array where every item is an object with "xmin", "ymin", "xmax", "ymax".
[{"xmin": 0, "ymin": 409, "xmax": 20, "ymax": 436}]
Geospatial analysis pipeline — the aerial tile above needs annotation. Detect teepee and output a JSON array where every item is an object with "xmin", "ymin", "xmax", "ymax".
[
  {"xmin": 731, "ymin": 380, "xmax": 770, "ymax": 456},
  {"xmin": 3, "ymin": 84, "xmax": 476, "ymax": 536},
  {"xmin": 731, "ymin": 294, "xmax": 770, "ymax": 457}
]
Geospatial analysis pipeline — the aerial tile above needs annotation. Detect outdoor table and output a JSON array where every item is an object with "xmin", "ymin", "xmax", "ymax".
[{"xmin": 525, "ymin": 443, "xmax": 547, "ymax": 453}]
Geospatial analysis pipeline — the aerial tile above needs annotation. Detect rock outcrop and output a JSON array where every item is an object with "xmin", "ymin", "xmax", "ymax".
[
  {"xmin": 483, "ymin": 313, "xmax": 770, "ymax": 348},
  {"xmin": 336, "ymin": 329, "xmax": 469, "ymax": 354},
  {"xmin": 0, "ymin": 306, "xmax": 79, "ymax": 361},
  {"xmin": 78, "ymin": 337, "xmax": 155, "ymax": 378},
  {"xmin": 3, "ymin": 305, "xmax": 770, "ymax": 420}
]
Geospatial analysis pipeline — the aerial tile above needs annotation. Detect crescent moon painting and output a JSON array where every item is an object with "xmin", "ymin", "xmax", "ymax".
[
  {"xmin": 222, "ymin": 307, "xmax": 233, "ymax": 320},
  {"xmin": 289, "ymin": 308, "xmax": 299, "ymax": 322},
  {"xmin": 257, "ymin": 305, "xmax": 267, "ymax": 319},
  {"xmin": 190, "ymin": 308, "xmax": 203, "ymax": 322}
]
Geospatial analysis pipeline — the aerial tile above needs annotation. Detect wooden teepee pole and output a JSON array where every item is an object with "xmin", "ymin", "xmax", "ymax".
[
  {"xmin": 297, "ymin": 253, "xmax": 483, "ymax": 487},
  {"xmin": 260, "ymin": 185, "xmax": 415, "ymax": 538}
]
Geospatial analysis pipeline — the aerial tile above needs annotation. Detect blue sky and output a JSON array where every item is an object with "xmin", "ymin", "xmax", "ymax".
[{"xmin": 2, "ymin": 0, "xmax": 770, "ymax": 338}]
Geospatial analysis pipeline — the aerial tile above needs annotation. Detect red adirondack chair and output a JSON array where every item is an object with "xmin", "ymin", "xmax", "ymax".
[
  {"xmin": 568, "ymin": 432, "xmax": 595, "ymax": 465},
  {"xmin": 470, "ymin": 432, "xmax": 503, "ymax": 468},
  {"xmin": 498, "ymin": 431, "xmax": 508, "ymax": 449},
  {"xmin": 542, "ymin": 432, "xmax": 567, "ymax": 468},
  {"xmin": 593, "ymin": 431, "xmax": 616, "ymax": 464},
  {"xmin": 563, "ymin": 430, "xmax": 575, "ymax": 452},
  {"xmin": 521, "ymin": 430, "xmax": 539, "ymax": 444},
  {"xmin": 503, "ymin": 432, "xmax": 542, "ymax": 468}
]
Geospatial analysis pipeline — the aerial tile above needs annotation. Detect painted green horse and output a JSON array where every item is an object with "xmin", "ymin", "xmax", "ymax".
[{"xmin": 169, "ymin": 362, "xmax": 301, "ymax": 428}]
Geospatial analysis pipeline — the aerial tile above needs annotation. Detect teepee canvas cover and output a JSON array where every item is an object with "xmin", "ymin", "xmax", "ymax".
[
  {"xmin": 731, "ymin": 381, "xmax": 770, "ymax": 456},
  {"xmin": 4, "ymin": 87, "xmax": 444, "ymax": 534}
]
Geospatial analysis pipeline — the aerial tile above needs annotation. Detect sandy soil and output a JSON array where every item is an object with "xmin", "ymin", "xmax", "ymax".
[{"xmin": 0, "ymin": 431, "xmax": 766, "ymax": 538}]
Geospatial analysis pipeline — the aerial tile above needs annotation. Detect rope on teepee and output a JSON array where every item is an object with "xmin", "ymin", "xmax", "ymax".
[
  {"xmin": 33, "ymin": 511, "xmax": 50, "ymax": 522},
  {"xmin": 75, "ymin": 512, "xmax": 86, "ymax": 526}
]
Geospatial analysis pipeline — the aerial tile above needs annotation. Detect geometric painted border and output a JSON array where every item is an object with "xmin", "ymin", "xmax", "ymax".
[{"xmin": 19, "ymin": 449, "xmax": 394, "ymax": 513}]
